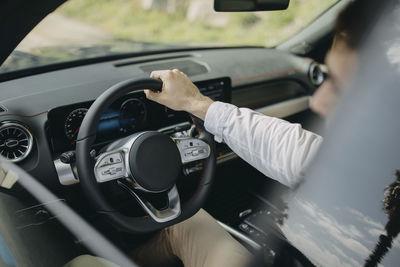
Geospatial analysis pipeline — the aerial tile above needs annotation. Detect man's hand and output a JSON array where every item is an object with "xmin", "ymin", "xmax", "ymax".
[{"xmin": 144, "ymin": 69, "xmax": 214, "ymax": 120}]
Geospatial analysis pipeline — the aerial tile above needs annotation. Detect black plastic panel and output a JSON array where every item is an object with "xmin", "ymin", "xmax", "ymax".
[{"xmin": 232, "ymin": 80, "xmax": 308, "ymax": 109}]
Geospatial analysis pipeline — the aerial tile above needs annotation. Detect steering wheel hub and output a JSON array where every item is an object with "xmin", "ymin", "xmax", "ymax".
[{"xmin": 128, "ymin": 132, "xmax": 181, "ymax": 192}]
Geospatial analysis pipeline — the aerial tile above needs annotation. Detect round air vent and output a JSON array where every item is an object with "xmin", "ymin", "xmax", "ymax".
[
  {"xmin": 309, "ymin": 62, "xmax": 326, "ymax": 86},
  {"xmin": 0, "ymin": 122, "xmax": 33, "ymax": 162}
]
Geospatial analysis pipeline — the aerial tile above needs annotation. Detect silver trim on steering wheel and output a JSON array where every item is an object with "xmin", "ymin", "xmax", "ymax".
[
  {"xmin": 174, "ymin": 137, "xmax": 211, "ymax": 164},
  {"xmin": 118, "ymin": 181, "xmax": 181, "ymax": 223},
  {"xmin": 94, "ymin": 133, "xmax": 211, "ymax": 185},
  {"xmin": 93, "ymin": 132, "xmax": 145, "ymax": 185}
]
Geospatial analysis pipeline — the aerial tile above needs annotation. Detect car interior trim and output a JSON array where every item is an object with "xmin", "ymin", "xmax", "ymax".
[
  {"xmin": 118, "ymin": 181, "xmax": 182, "ymax": 223},
  {"xmin": 114, "ymin": 54, "xmax": 194, "ymax": 67},
  {"xmin": 308, "ymin": 62, "xmax": 326, "ymax": 86},
  {"xmin": 232, "ymin": 58, "xmax": 311, "ymax": 83},
  {"xmin": 139, "ymin": 59, "xmax": 210, "ymax": 77},
  {"xmin": 0, "ymin": 121, "xmax": 34, "ymax": 163},
  {"xmin": 0, "ymin": 110, "xmax": 48, "ymax": 119},
  {"xmin": 0, "ymin": 105, "xmax": 7, "ymax": 113},
  {"xmin": 255, "ymin": 96, "xmax": 310, "ymax": 118},
  {"xmin": 216, "ymin": 151, "xmax": 238, "ymax": 165},
  {"xmin": 54, "ymin": 159, "xmax": 78, "ymax": 186},
  {"xmin": 217, "ymin": 221, "xmax": 262, "ymax": 250}
]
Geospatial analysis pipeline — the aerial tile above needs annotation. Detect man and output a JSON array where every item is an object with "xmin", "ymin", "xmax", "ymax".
[{"xmin": 131, "ymin": 1, "xmax": 385, "ymax": 266}]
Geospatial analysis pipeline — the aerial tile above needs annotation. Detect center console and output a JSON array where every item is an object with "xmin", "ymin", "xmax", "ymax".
[{"xmin": 204, "ymin": 157, "xmax": 315, "ymax": 266}]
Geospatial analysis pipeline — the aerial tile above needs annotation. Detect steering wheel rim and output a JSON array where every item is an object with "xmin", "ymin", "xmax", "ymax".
[{"xmin": 75, "ymin": 77, "xmax": 216, "ymax": 234}]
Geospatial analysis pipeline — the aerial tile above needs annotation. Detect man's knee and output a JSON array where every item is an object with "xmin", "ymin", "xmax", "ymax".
[
  {"xmin": 64, "ymin": 255, "xmax": 119, "ymax": 267},
  {"xmin": 166, "ymin": 209, "xmax": 221, "ymax": 242}
]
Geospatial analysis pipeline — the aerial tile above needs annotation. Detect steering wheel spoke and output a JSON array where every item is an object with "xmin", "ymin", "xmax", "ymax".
[
  {"xmin": 174, "ymin": 137, "xmax": 211, "ymax": 164},
  {"xmin": 117, "ymin": 180, "xmax": 181, "ymax": 223}
]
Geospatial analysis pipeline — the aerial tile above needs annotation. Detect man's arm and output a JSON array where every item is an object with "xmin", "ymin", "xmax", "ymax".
[
  {"xmin": 145, "ymin": 69, "xmax": 322, "ymax": 187},
  {"xmin": 204, "ymin": 101, "xmax": 322, "ymax": 187}
]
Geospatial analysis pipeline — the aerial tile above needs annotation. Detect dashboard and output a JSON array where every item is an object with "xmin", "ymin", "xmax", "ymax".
[
  {"xmin": 47, "ymin": 77, "xmax": 231, "ymax": 155},
  {"xmin": 0, "ymin": 47, "xmax": 319, "ymax": 191}
]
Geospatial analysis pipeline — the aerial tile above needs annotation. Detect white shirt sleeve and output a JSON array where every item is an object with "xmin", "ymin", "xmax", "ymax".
[{"xmin": 204, "ymin": 101, "xmax": 323, "ymax": 188}]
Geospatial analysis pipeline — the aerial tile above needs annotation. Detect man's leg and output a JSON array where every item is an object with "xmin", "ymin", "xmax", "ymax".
[
  {"xmin": 130, "ymin": 228, "xmax": 180, "ymax": 267},
  {"xmin": 64, "ymin": 255, "xmax": 119, "ymax": 267},
  {"xmin": 132, "ymin": 209, "xmax": 252, "ymax": 267}
]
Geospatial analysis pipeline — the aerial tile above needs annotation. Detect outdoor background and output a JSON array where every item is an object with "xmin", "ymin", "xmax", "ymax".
[
  {"xmin": 58, "ymin": 0, "xmax": 337, "ymax": 47},
  {"xmin": 1, "ymin": 0, "xmax": 337, "ymax": 74}
]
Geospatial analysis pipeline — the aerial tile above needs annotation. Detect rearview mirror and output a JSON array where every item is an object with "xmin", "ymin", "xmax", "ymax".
[{"xmin": 214, "ymin": 0, "xmax": 290, "ymax": 12}]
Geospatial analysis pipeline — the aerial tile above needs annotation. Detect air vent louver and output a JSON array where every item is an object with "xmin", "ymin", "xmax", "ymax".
[
  {"xmin": 0, "ymin": 105, "xmax": 7, "ymax": 113},
  {"xmin": 0, "ymin": 122, "xmax": 33, "ymax": 162},
  {"xmin": 309, "ymin": 62, "xmax": 326, "ymax": 86}
]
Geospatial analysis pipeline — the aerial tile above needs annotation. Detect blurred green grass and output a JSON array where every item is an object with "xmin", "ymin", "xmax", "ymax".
[{"xmin": 59, "ymin": 0, "xmax": 337, "ymax": 47}]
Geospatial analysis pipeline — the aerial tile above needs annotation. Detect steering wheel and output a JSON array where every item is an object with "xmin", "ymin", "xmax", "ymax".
[{"xmin": 75, "ymin": 78, "xmax": 216, "ymax": 234}]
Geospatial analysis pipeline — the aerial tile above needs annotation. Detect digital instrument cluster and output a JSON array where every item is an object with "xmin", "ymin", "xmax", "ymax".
[
  {"xmin": 47, "ymin": 77, "xmax": 231, "ymax": 154},
  {"xmin": 62, "ymin": 98, "xmax": 147, "ymax": 142}
]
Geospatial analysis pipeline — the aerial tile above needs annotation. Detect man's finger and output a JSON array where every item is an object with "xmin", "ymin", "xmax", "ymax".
[
  {"xmin": 144, "ymin": 89, "xmax": 159, "ymax": 100},
  {"xmin": 144, "ymin": 89, "xmax": 151, "ymax": 96},
  {"xmin": 150, "ymin": 70, "xmax": 164, "ymax": 79},
  {"xmin": 150, "ymin": 70, "xmax": 171, "ymax": 79}
]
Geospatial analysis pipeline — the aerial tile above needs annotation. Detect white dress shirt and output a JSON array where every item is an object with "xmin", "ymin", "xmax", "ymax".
[{"xmin": 204, "ymin": 101, "xmax": 323, "ymax": 188}]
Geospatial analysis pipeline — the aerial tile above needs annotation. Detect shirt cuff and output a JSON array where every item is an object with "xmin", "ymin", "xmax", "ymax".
[{"xmin": 204, "ymin": 101, "xmax": 235, "ymax": 143}]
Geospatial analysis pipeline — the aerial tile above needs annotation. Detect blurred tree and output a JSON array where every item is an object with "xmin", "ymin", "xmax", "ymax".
[
  {"xmin": 187, "ymin": 0, "xmax": 228, "ymax": 27},
  {"xmin": 141, "ymin": 0, "xmax": 177, "ymax": 13},
  {"xmin": 365, "ymin": 170, "xmax": 400, "ymax": 267}
]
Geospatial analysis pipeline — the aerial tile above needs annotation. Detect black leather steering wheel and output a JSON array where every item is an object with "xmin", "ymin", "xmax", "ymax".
[{"xmin": 75, "ymin": 78, "xmax": 216, "ymax": 234}]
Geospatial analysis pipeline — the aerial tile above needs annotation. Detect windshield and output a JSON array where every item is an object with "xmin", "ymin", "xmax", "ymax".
[{"xmin": 0, "ymin": 0, "xmax": 337, "ymax": 74}]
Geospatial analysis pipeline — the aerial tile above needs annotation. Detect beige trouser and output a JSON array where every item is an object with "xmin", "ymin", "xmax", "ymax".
[
  {"xmin": 64, "ymin": 255, "xmax": 120, "ymax": 267},
  {"xmin": 132, "ymin": 209, "xmax": 253, "ymax": 267}
]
